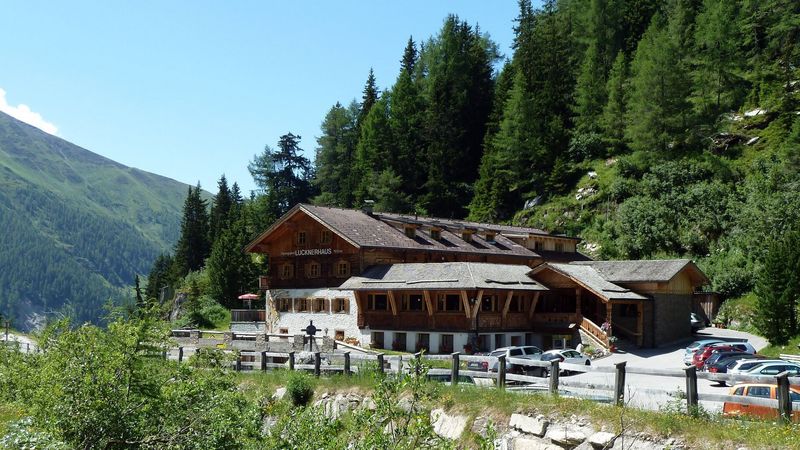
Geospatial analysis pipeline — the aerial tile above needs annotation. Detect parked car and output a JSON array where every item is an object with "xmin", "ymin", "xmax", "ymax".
[
  {"xmin": 706, "ymin": 354, "xmax": 766, "ymax": 384},
  {"xmin": 540, "ymin": 349, "xmax": 591, "ymax": 376},
  {"xmin": 727, "ymin": 359, "xmax": 788, "ymax": 380},
  {"xmin": 684, "ymin": 339, "xmax": 725, "ymax": 366},
  {"xmin": 486, "ymin": 346, "xmax": 545, "ymax": 375},
  {"xmin": 722, "ymin": 383, "xmax": 800, "ymax": 422},
  {"xmin": 709, "ymin": 341, "xmax": 757, "ymax": 355},
  {"xmin": 465, "ymin": 352, "xmax": 491, "ymax": 372},
  {"xmin": 690, "ymin": 313, "xmax": 706, "ymax": 332},
  {"xmin": 744, "ymin": 361, "xmax": 800, "ymax": 376},
  {"xmin": 703, "ymin": 351, "xmax": 748, "ymax": 371},
  {"xmin": 693, "ymin": 345, "xmax": 744, "ymax": 369}
]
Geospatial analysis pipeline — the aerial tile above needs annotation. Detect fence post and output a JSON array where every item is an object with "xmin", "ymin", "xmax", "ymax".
[
  {"xmin": 162, "ymin": 350, "xmax": 167, "ymax": 360},
  {"xmin": 451, "ymin": 352, "xmax": 460, "ymax": 385},
  {"xmin": 614, "ymin": 361, "xmax": 627, "ymax": 406},
  {"xmin": 178, "ymin": 347, "xmax": 184, "ymax": 363},
  {"xmin": 414, "ymin": 352, "xmax": 422, "ymax": 376},
  {"xmin": 344, "ymin": 351, "xmax": 351, "ymax": 376},
  {"xmin": 777, "ymin": 371, "xmax": 791, "ymax": 424},
  {"xmin": 684, "ymin": 365, "xmax": 698, "ymax": 411},
  {"xmin": 261, "ymin": 351, "xmax": 267, "ymax": 371},
  {"xmin": 377, "ymin": 353, "xmax": 385, "ymax": 374},
  {"xmin": 236, "ymin": 354, "xmax": 242, "ymax": 372},
  {"xmin": 288, "ymin": 351, "xmax": 295, "ymax": 371},
  {"xmin": 549, "ymin": 361, "xmax": 560, "ymax": 394},
  {"xmin": 314, "ymin": 352, "xmax": 321, "ymax": 377},
  {"xmin": 498, "ymin": 355, "xmax": 507, "ymax": 389}
]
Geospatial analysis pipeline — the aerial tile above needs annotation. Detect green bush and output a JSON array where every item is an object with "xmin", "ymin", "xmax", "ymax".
[{"xmin": 286, "ymin": 372, "xmax": 315, "ymax": 407}]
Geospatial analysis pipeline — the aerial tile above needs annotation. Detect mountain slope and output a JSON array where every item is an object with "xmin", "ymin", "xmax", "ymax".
[{"xmin": 0, "ymin": 111, "xmax": 191, "ymax": 329}]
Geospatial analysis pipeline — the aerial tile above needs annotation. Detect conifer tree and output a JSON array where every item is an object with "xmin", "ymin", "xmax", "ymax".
[
  {"xmin": 209, "ymin": 174, "xmax": 232, "ymax": 244},
  {"xmin": 313, "ymin": 102, "xmax": 358, "ymax": 207},
  {"xmin": 755, "ymin": 231, "xmax": 800, "ymax": 345},
  {"xmin": 173, "ymin": 184, "xmax": 211, "ymax": 277},
  {"xmin": 145, "ymin": 253, "xmax": 175, "ymax": 301},
  {"xmin": 601, "ymin": 51, "xmax": 628, "ymax": 152},
  {"xmin": 353, "ymin": 96, "xmax": 395, "ymax": 205},
  {"xmin": 693, "ymin": 0, "xmax": 742, "ymax": 119},
  {"xmin": 625, "ymin": 14, "xmax": 692, "ymax": 153},
  {"xmin": 357, "ymin": 69, "xmax": 379, "ymax": 129}
]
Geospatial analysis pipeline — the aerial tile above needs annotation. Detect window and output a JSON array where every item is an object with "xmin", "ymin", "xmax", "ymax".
[
  {"xmin": 481, "ymin": 295, "xmax": 498, "ymax": 312},
  {"xmin": 494, "ymin": 334, "xmax": 505, "ymax": 349},
  {"xmin": 312, "ymin": 298, "xmax": 326, "ymax": 313},
  {"xmin": 336, "ymin": 261, "xmax": 350, "ymax": 277},
  {"xmin": 307, "ymin": 262, "xmax": 321, "ymax": 278},
  {"xmin": 462, "ymin": 231, "xmax": 473, "ymax": 243},
  {"xmin": 509, "ymin": 348, "xmax": 524, "ymax": 357},
  {"xmin": 511, "ymin": 336, "xmax": 522, "ymax": 346},
  {"xmin": 533, "ymin": 239, "xmax": 544, "ymax": 251},
  {"xmin": 298, "ymin": 231, "xmax": 306, "ymax": 245},
  {"xmin": 334, "ymin": 330, "xmax": 345, "ymax": 341},
  {"xmin": 332, "ymin": 298, "xmax": 349, "ymax": 313},
  {"xmin": 393, "ymin": 333, "xmax": 407, "ymax": 352},
  {"xmin": 509, "ymin": 295, "xmax": 524, "ymax": 313},
  {"xmin": 405, "ymin": 294, "xmax": 424, "ymax": 311},
  {"xmin": 371, "ymin": 332, "xmax": 384, "ymax": 349},
  {"xmin": 320, "ymin": 230, "xmax": 332, "ymax": 244},
  {"xmin": 485, "ymin": 232, "xmax": 496, "ymax": 243},
  {"xmin": 733, "ymin": 386, "xmax": 744, "ymax": 396},
  {"xmin": 440, "ymin": 334, "xmax": 454, "ymax": 353},
  {"xmin": 416, "ymin": 333, "xmax": 430, "ymax": 352},
  {"xmin": 294, "ymin": 298, "xmax": 309, "ymax": 312},
  {"xmin": 555, "ymin": 242, "xmax": 565, "ymax": 252},
  {"xmin": 437, "ymin": 294, "xmax": 462, "ymax": 312},
  {"xmin": 280, "ymin": 263, "xmax": 295, "ymax": 279},
  {"xmin": 276, "ymin": 298, "xmax": 291, "ymax": 312},
  {"xmin": 746, "ymin": 386, "xmax": 771, "ymax": 398},
  {"xmin": 369, "ymin": 294, "xmax": 388, "ymax": 311},
  {"xmin": 430, "ymin": 229, "xmax": 441, "ymax": 240},
  {"xmin": 279, "ymin": 328, "xmax": 288, "ymax": 335},
  {"xmin": 404, "ymin": 226, "xmax": 416, "ymax": 238}
]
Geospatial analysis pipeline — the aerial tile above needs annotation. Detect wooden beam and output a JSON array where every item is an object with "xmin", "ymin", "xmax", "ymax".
[
  {"xmin": 502, "ymin": 291, "xmax": 514, "ymax": 319},
  {"xmin": 387, "ymin": 290, "xmax": 398, "ymax": 316},
  {"xmin": 575, "ymin": 288, "xmax": 582, "ymax": 316},
  {"xmin": 460, "ymin": 290, "xmax": 471, "ymax": 318},
  {"xmin": 529, "ymin": 292, "xmax": 540, "ymax": 319},
  {"xmin": 471, "ymin": 290, "xmax": 484, "ymax": 319},
  {"xmin": 637, "ymin": 303, "xmax": 644, "ymax": 347},
  {"xmin": 423, "ymin": 290, "xmax": 433, "ymax": 316}
]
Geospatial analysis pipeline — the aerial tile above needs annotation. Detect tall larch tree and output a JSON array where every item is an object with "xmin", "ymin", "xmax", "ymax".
[
  {"xmin": 353, "ymin": 96, "xmax": 396, "ymax": 206},
  {"xmin": 173, "ymin": 184, "xmax": 211, "ymax": 277},
  {"xmin": 601, "ymin": 51, "xmax": 629, "ymax": 152},
  {"xmin": 312, "ymin": 102, "xmax": 358, "ymax": 207}
]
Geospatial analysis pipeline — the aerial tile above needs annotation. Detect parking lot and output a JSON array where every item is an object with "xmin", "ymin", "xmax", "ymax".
[{"xmin": 567, "ymin": 328, "xmax": 769, "ymax": 411}]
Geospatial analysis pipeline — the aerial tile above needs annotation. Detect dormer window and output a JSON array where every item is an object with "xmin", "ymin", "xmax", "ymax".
[
  {"xmin": 430, "ymin": 228, "xmax": 441, "ymax": 240},
  {"xmin": 404, "ymin": 226, "xmax": 416, "ymax": 239},
  {"xmin": 462, "ymin": 231, "xmax": 473, "ymax": 243},
  {"xmin": 298, "ymin": 231, "xmax": 307, "ymax": 245},
  {"xmin": 485, "ymin": 232, "xmax": 496, "ymax": 243}
]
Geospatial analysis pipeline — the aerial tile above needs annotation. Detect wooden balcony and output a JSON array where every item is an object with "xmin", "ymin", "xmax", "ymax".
[{"xmin": 231, "ymin": 309, "xmax": 266, "ymax": 322}]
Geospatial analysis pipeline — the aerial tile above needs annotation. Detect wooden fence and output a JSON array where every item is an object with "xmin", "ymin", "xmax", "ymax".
[{"xmin": 167, "ymin": 346, "xmax": 800, "ymax": 424}]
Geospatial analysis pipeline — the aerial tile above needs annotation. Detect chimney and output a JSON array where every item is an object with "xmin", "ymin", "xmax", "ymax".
[{"xmin": 362, "ymin": 200, "xmax": 375, "ymax": 216}]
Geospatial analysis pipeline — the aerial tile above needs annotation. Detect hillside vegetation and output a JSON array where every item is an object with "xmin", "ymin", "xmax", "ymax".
[{"xmin": 0, "ymin": 111, "xmax": 193, "ymax": 329}]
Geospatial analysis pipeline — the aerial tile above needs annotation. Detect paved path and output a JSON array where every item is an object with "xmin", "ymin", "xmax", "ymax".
[
  {"xmin": 2, "ymin": 332, "xmax": 38, "ymax": 353},
  {"xmin": 564, "ymin": 328, "xmax": 768, "ymax": 412}
]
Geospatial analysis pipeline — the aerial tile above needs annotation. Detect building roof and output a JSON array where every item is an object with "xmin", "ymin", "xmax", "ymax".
[
  {"xmin": 572, "ymin": 259, "xmax": 708, "ymax": 285},
  {"xmin": 340, "ymin": 262, "xmax": 549, "ymax": 291},
  {"xmin": 246, "ymin": 203, "xmax": 584, "ymax": 259},
  {"xmin": 533, "ymin": 263, "xmax": 647, "ymax": 301}
]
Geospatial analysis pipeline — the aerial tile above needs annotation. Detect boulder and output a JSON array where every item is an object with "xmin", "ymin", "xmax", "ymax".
[
  {"xmin": 514, "ymin": 437, "xmax": 564, "ymax": 450},
  {"xmin": 509, "ymin": 413, "xmax": 549, "ymax": 437},
  {"xmin": 430, "ymin": 408, "xmax": 469, "ymax": 440},
  {"xmin": 545, "ymin": 424, "xmax": 588, "ymax": 447},
  {"xmin": 587, "ymin": 431, "xmax": 616, "ymax": 449},
  {"xmin": 272, "ymin": 387, "xmax": 286, "ymax": 401}
]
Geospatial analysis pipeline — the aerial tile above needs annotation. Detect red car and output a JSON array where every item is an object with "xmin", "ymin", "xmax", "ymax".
[{"xmin": 693, "ymin": 345, "xmax": 742, "ymax": 369}]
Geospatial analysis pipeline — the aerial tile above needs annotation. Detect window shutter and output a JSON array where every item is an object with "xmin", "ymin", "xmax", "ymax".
[{"xmin": 344, "ymin": 298, "xmax": 350, "ymax": 314}]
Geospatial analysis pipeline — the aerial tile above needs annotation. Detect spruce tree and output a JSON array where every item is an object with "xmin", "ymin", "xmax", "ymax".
[
  {"xmin": 755, "ymin": 235, "xmax": 793, "ymax": 345},
  {"xmin": 693, "ymin": 0, "xmax": 742, "ymax": 119},
  {"xmin": 357, "ymin": 69, "xmax": 379, "ymax": 130},
  {"xmin": 353, "ymin": 96, "xmax": 395, "ymax": 205},
  {"xmin": 248, "ymin": 133, "xmax": 314, "ymax": 222},
  {"xmin": 209, "ymin": 174, "xmax": 232, "ymax": 245},
  {"xmin": 601, "ymin": 51, "xmax": 628, "ymax": 152},
  {"xmin": 173, "ymin": 185, "xmax": 211, "ymax": 277},
  {"xmin": 145, "ymin": 253, "xmax": 175, "ymax": 301},
  {"xmin": 313, "ymin": 102, "xmax": 358, "ymax": 207}
]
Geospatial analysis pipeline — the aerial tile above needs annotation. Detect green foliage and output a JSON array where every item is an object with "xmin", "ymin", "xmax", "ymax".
[
  {"xmin": 754, "ymin": 231, "xmax": 800, "ymax": 345},
  {"xmin": 173, "ymin": 184, "xmax": 211, "ymax": 278},
  {"xmin": 285, "ymin": 372, "xmax": 315, "ymax": 407}
]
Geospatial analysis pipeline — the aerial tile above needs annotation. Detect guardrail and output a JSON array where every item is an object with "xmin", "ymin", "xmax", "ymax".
[{"xmin": 166, "ymin": 345, "xmax": 800, "ymax": 423}]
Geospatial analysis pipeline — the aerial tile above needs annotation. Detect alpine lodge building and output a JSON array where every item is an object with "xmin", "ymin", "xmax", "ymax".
[{"xmin": 241, "ymin": 203, "xmax": 709, "ymax": 353}]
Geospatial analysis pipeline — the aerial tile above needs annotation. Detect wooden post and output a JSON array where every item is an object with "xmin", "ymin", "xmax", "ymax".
[
  {"xmin": 261, "ymin": 351, "xmax": 267, "ymax": 371},
  {"xmin": 684, "ymin": 365, "xmax": 698, "ymax": 410},
  {"xmin": 414, "ymin": 351, "xmax": 422, "ymax": 376},
  {"xmin": 344, "ymin": 351, "xmax": 351, "ymax": 376},
  {"xmin": 549, "ymin": 360, "xmax": 560, "ymax": 394},
  {"xmin": 314, "ymin": 352, "xmax": 321, "ymax": 377},
  {"xmin": 178, "ymin": 347, "xmax": 184, "ymax": 363},
  {"xmin": 777, "ymin": 371, "xmax": 792, "ymax": 424},
  {"xmin": 235, "ymin": 354, "xmax": 242, "ymax": 371},
  {"xmin": 498, "ymin": 355, "xmax": 507, "ymax": 389},
  {"xmin": 377, "ymin": 353, "xmax": 385, "ymax": 374},
  {"xmin": 614, "ymin": 361, "xmax": 627, "ymax": 406},
  {"xmin": 451, "ymin": 352, "xmax": 460, "ymax": 385},
  {"xmin": 162, "ymin": 350, "xmax": 168, "ymax": 360},
  {"xmin": 288, "ymin": 351, "xmax": 295, "ymax": 371}
]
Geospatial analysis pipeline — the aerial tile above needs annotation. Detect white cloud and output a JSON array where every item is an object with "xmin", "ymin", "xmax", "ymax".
[{"xmin": 0, "ymin": 88, "xmax": 58, "ymax": 135}]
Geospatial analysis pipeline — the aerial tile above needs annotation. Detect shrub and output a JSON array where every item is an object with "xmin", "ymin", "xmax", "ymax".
[{"xmin": 286, "ymin": 372, "xmax": 315, "ymax": 407}]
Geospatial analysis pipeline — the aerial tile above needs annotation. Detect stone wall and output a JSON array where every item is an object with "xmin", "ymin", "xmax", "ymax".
[{"xmin": 652, "ymin": 294, "xmax": 692, "ymax": 346}]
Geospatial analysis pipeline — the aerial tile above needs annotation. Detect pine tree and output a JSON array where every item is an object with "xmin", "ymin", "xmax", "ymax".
[
  {"xmin": 693, "ymin": 0, "xmax": 742, "ymax": 119},
  {"xmin": 248, "ymin": 133, "xmax": 315, "ymax": 222},
  {"xmin": 145, "ymin": 253, "xmax": 175, "ymax": 301},
  {"xmin": 313, "ymin": 102, "xmax": 358, "ymax": 207},
  {"xmin": 625, "ymin": 14, "xmax": 692, "ymax": 153},
  {"xmin": 755, "ymin": 234, "xmax": 796, "ymax": 345},
  {"xmin": 206, "ymin": 215, "xmax": 257, "ymax": 308},
  {"xmin": 357, "ymin": 69, "xmax": 379, "ymax": 129},
  {"xmin": 353, "ymin": 96, "xmax": 395, "ymax": 205},
  {"xmin": 601, "ymin": 51, "xmax": 628, "ymax": 152},
  {"xmin": 173, "ymin": 185, "xmax": 211, "ymax": 277},
  {"xmin": 209, "ymin": 174, "xmax": 232, "ymax": 244}
]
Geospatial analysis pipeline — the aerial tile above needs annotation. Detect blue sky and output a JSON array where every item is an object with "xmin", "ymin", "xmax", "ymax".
[{"xmin": 1, "ymin": 1, "xmax": 522, "ymax": 194}]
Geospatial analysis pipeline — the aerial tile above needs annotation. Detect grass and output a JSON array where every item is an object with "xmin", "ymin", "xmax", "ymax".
[
  {"xmin": 0, "ymin": 403, "xmax": 23, "ymax": 435},
  {"xmin": 759, "ymin": 335, "xmax": 800, "ymax": 359},
  {"xmin": 237, "ymin": 368, "xmax": 800, "ymax": 449}
]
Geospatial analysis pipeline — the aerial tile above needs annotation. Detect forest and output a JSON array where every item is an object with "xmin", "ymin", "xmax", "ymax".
[{"xmin": 150, "ymin": 0, "xmax": 800, "ymax": 342}]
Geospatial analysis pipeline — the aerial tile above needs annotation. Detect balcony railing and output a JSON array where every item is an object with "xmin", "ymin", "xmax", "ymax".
[{"xmin": 231, "ymin": 309, "xmax": 266, "ymax": 322}]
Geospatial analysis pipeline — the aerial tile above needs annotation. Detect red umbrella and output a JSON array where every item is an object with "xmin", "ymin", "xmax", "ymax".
[{"xmin": 238, "ymin": 293, "xmax": 260, "ymax": 300}]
